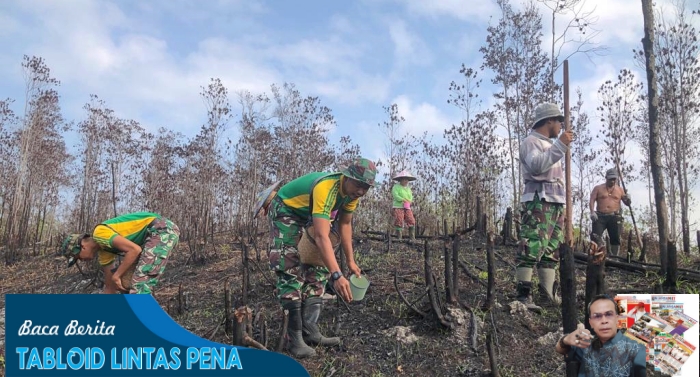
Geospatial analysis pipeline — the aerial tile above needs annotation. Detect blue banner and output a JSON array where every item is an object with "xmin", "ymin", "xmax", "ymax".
[{"xmin": 4, "ymin": 294, "xmax": 309, "ymax": 377}]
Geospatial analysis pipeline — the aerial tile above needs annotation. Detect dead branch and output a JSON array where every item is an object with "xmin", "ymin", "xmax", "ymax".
[
  {"xmin": 393, "ymin": 271, "xmax": 428, "ymax": 318},
  {"xmin": 458, "ymin": 260, "xmax": 488, "ymax": 288},
  {"xmin": 243, "ymin": 334, "xmax": 268, "ymax": 350}
]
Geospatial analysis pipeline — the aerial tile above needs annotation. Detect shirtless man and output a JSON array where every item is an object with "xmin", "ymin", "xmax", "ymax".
[{"xmin": 589, "ymin": 168, "xmax": 631, "ymax": 256}]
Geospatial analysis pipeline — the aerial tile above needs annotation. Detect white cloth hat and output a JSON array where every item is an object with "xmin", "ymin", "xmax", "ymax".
[{"xmin": 532, "ymin": 103, "xmax": 564, "ymax": 128}]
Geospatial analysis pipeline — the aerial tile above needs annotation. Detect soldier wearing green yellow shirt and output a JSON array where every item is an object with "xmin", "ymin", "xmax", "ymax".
[
  {"xmin": 265, "ymin": 157, "xmax": 377, "ymax": 358},
  {"xmin": 60, "ymin": 212, "xmax": 180, "ymax": 295}
]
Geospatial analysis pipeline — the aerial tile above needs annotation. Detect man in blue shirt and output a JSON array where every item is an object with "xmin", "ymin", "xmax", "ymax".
[{"xmin": 555, "ymin": 294, "xmax": 647, "ymax": 376}]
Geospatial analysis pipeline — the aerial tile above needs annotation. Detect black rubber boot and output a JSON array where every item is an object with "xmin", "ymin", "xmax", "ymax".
[
  {"xmin": 516, "ymin": 281, "xmax": 542, "ymax": 312},
  {"xmin": 302, "ymin": 297, "xmax": 341, "ymax": 347},
  {"xmin": 282, "ymin": 300, "xmax": 316, "ymax": 358}
]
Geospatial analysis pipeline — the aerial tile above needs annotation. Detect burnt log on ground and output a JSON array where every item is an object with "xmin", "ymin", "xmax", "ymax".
[{"xmin": 573, "ymin": 252, "xmax": 700, "ymax": 282}]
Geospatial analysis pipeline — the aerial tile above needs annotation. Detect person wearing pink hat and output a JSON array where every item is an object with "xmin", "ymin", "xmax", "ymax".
[{"xmin": 392, "ymin": 169, "xmax": 417, "ymax": 241}]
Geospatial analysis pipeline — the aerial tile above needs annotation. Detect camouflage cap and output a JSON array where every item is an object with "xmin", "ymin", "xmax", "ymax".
[
  {"xmin": 341, "ymin": 157, "xmax": 377, "ymax": 186},
  {"xmin": 60, "ymin": 233, "xmax": 88, "ymax": 267}
]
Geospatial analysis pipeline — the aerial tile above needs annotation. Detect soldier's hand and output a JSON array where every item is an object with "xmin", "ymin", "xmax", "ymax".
[
  {"xmin": 559, "ymin": 130, "xmax": 574, "ymax": 145},
  {"xmin": 347, "ymin": 261, "xmax": 362, "ymax": 278},
  {"xmin": 590, "ymin": 211, "xmax": 598, "ymax": 222},
  {"xmin": 112, "ymin": 273, "xmax": 127, "ymax": 292},
  {"xmin": 333, "ymin": 276, "xmax": 353, "ymax": 302}
]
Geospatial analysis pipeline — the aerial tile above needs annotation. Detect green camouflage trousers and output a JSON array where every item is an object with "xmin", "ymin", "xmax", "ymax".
[
  {"xmin": 517, "ymin": 195, "xmax": 564, "ymax": 269},
  {"xmin": 267, "ymin": 197, "xmax": 329, "ymax": 302},
  {"xmin": 130, "ymin": 218, "xmax": 179, "ymax": 294}
]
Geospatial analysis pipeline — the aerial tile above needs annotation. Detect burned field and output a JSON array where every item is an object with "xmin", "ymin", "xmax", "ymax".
[{"xmin": 1, "ymin": 232, "xmax": 698, "ymax": 377}]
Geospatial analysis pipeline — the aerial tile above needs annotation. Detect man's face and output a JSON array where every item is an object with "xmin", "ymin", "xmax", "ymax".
[
  {"xmin": 399, "ymin": 178, "xmax": 409, "ymax": 186},
  {"xmin": 344, "ymin": 177, "xmax": 371, "ymax": 200},
  {"xmin": 77, "ymin": 238, "xmax": 98, "ymax": 261},
  {"xmin": 589, "ymin": 299, "xmax": 617, "ymax": 341},
  {"xmin": 549, "ymin": 118, "xmax": 563, "ymax": 138},
  {"xmin": 606, "ymin": 178, "xmax": 617, "ymax": 187}
]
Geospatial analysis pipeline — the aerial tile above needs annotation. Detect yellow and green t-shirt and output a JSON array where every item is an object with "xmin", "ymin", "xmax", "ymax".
[
  {"xmin": 276, "ymin": 172, "xmax": 359, "ymax": 220},
  {"xmin": 92, "ymin": 211, "xmax": 161, "ymax": 266}
]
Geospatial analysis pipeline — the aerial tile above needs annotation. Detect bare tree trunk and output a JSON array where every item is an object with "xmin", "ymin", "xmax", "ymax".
[
  {"xmin": 642, "ymin": 0, "xmax": 670, "ymax": 284},
  {"xmin": 111, "ymin": 161, "xmax": 118, "ymax": 218}
]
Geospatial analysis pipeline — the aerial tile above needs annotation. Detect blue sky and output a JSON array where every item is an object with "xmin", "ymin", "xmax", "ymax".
[{"xmin": 1, "ymin": 0, "xmax": 699, "ymax": 232}]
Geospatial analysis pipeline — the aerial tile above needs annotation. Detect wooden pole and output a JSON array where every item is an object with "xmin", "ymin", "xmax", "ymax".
[{"xmin": 561, "ymin": 60, "xmax": 579, "ymax": 377}]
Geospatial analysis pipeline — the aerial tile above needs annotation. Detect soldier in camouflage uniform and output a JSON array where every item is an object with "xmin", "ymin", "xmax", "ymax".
[
  {"xmin": 517, "ymin": 103, "xmax": 574, "ymax": 312},
  {"xmin": 60, "ymin": 212, "xmax": 179, "ymax": 295},
  {"xmin": 268, "ymin": 157, "xmax": 377, "ymax": 359}
]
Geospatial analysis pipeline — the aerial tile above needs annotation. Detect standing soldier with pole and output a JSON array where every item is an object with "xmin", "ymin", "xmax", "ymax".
[{"xmin": 515, "ymin": 103, "xmax": 574, "ymax": 311}]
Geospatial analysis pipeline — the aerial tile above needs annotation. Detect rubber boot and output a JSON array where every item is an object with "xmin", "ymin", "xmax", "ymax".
[
  {"xmin": 537, "ymin": 268, "xmax": 559, "ymax": 306},
  {"xmin": 515, "ymin": 267, "xmax": 541, "ymax": 312},
  {"xmin": 282, "ymin": 300, "xmax": 316, "ymax": 358},
  {"xmin": 408, "ymin": 227, "xmax": 415, "ymax": 241},
  {"xmin": 516, "ymin": 281, "xmax": 542, "ymax": 312},
  {"xmin": 610, "ymin": 245, "xmax": 620, "ymax": 257},
  {"xmin": 396, "ymin": 228, "xmax": 403, "ymax": 240},
  {"xmin": 302, "ymin": 297, "xmax": 341, "ymax": 346}
]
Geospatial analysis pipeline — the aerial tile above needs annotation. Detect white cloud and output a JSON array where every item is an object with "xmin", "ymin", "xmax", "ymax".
[
  {"xmin": 2, "ymin": 0, "xmax": 396, "ymax": 134},
  {"xmin": 396, "ymin": 0, "xmax": 499, "ymax": 23},
  {"xmin": 392, "ymin": 95, "xmax": 455, "ymax": 136},
  {"xmin": 387, "ymin": 19, "xmax": 433, "ymax": 68}
]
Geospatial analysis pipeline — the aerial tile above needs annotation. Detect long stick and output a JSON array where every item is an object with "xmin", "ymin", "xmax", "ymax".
[
  {"xmin": 614, "ymin": 162, "xmax": 644, "ymax": 254},
  {"xmin": 564, "ymin": 67, "xmax": 573, "ymax": 245},
  {"xmin": 562, "ymin": 60, "xmax": 580, "ymax": 377}
]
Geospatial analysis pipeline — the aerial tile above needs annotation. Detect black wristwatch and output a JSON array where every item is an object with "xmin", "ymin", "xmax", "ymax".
[{"xmin": 330, "ymin": 271, "xmax": 343, "ymax": 283}]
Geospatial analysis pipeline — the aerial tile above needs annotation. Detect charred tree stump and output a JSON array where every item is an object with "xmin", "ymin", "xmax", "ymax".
[
  {"xmin": 242, "ymin": 243, "xmax": 250, "ymax": 306},
  {"xmin": 233, "ymin": 306, "xmax": 253, "ymax": 346},
  {"xmin": 444, "ymin": 240, "xmax": 453, "ymax": 304},
  {"xmin": 484, "ymin": 233, "xmax": 496, "ymax": 310},
  {"xmin": 559, "ymin": 243, "xmax": 579, "ymax": 376},
  {"xmin": 627, "ymin": 230, "xmax": 634, "ymax": 263},
  {"xmin": 452, "ymin": 235, "xmax": 460, "ymax": 304},
  {"xmin": 476, "ymin": 196, "xmax": 483, "ymax": 233},
  {"xmin": 254, "ymin": 307, "xmax": 268, "ymax": 348},
  {"xmin": 501, "ymin": 207, "xmax": 513, "ymax": 245},
  {"xmin": 638, "ymin": 233, "xmax": 648, "ymax": 262},
  {"xmin": 584, "ymin": 256, "xmax": 605, "ymax": 331},
  {"xmin": 224, "ymin": 278, "xmax": 233, "ymax": 336},
  {"xmin": 424, "ymin": 239, "xmax": 452, "ymax": 328},
  {"xmin": 665, "ymin": 241, "xmax": 678, "ymax": 293}
]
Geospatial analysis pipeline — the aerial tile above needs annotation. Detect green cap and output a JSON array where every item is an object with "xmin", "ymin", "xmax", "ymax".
[
  {"xmin": 59, "ymin": 233, "xmax": 87, "ymax": 267},
  {"xmin": 341, "ymin": 158, "xmax": 377, "ymax": 186}
]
